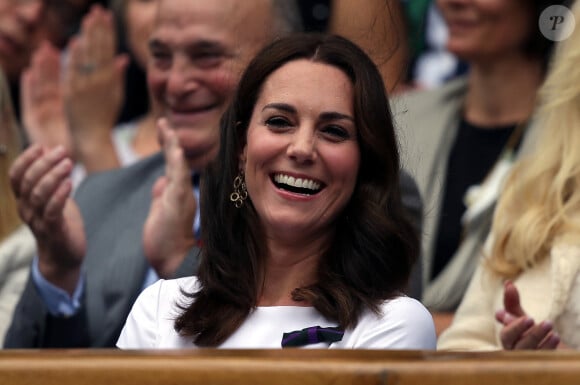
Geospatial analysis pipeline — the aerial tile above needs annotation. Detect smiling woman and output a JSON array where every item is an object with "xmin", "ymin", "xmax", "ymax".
[
  {"xmin": 241, "ymin": 59, "xmax": 360, "ymax": 240},
  {"xmin": 117, "ymin": 33, "xmax": 436, "ymax": 350}
]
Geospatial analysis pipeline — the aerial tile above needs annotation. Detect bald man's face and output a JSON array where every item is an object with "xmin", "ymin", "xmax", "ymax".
[{"xmin": 147, "ymin": 0, "xmax": 275, "ymax": 171}]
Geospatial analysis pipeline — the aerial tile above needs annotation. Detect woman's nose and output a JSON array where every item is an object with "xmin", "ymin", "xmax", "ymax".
[{"xmin": 286, "ymin": 128, "xmax": 316, "ymax": 164}]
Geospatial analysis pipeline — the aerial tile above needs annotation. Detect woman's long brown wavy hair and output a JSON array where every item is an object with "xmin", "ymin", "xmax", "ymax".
[{"xmin": 175, "ymin": 33, "xmax": 419, "ymax": 346}]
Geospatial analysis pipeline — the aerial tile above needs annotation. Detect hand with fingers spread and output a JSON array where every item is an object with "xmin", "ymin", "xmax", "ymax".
[
  {"xmin": 143, "ymin": 118, "xmax": 197, "ymax": 278},
  {"xmin": 64, "ymin": 4, "xmax": 129, "ymax": 173},
  {"xmin": 9, "ymin": 145, "xmax": 86, "ymax": 295},
  {"xmin": 22, "ymin": 42, "xmax": 72, "ymax": 154},
  {"xmin": 495, "ymin": 281, "xmax": 560, "ymax": 350}
]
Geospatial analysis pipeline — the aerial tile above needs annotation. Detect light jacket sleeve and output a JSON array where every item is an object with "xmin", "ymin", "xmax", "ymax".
[{"xmin": 437, "ymin": 261, "xmax": 503, "ymax": 351}]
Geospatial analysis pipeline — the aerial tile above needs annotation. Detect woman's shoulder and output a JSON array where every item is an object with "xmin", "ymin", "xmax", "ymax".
[
  {"xmin": 346, "ymin": 295, "xmax": 436, "ymax": 349},
  {"xmin": 117, "ymin": 276, "xmax": 200, "ymax": 349},
  {"xmin": 149, "ymin": 276, "xmax": 200, "ymax": 301},
  {"xmin": 378, "ymin": 295, "xmax": 434, "ymax": 325},
  {"xmin": 133, "ymin": 276, "xmax": 200, "ymax": 319}
]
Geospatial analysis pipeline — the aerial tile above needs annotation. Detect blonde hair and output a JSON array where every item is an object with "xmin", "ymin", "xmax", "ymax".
[
  {"xmin": 0, "ymin": 71, "xmax": 21, "ymax": 242},
  {"xmin": 488, "ymin": 1, "xmax": 580, "ymax": 278}
]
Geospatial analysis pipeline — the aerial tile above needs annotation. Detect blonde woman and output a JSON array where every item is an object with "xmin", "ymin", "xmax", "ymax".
[
  {"xmin": 438, "ymin": 0, "xmax": 580, "ymax": 350},
  {"xmin": 0, "ymin": 70, "xmax": 35, "ymax": 346}
]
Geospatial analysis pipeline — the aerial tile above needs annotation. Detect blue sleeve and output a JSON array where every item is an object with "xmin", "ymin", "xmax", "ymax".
[{"xmin": 31, "ymin": 256, "xmax": 85, "ymax": 317}]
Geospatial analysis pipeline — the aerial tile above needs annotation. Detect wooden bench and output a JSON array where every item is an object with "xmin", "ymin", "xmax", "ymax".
[{"xmin": 1, "ymin": 349, "xmax": 579, "ymax": 385}]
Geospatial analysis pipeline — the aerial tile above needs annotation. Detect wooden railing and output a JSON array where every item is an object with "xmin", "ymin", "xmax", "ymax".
[{"xmin": 1, "ymin": 349, "xmax": 579, "ymax": 385}]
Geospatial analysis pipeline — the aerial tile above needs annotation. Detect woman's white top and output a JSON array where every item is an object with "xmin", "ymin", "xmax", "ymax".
[{"xmin": 117, "ymin": 277, "xmax": 436, "ymax": 350}]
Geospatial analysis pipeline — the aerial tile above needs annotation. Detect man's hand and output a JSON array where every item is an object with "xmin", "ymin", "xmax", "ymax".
[
  {"xmin": 9, "ymin": 144, "xmax": 86, "ymax": 294},
  {"xmin": 495, "ymin": 281, "xmax": 560, "ymax": 350},
  {"xmin": 143, "ymin": 118, "xmax": 197, "ymax": 278}
]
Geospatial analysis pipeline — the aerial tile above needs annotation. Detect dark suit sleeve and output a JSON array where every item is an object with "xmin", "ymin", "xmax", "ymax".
[
  {"xmin": 399, "ymin": 169, "xmax": 424, "ymax": 300},
  {"xmin": 3, "ymin": 273, "xmax": 90, "ymax": 348}
]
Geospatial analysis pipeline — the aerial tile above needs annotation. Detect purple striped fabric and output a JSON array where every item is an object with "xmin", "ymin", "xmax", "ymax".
[{"xmin": 281, "ymin": 326, "xmax": 344, "ymax": 348}]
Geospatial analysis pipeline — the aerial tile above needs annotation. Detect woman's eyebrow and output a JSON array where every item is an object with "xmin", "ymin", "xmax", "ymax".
[
  {"xmin": 262, "ymin": 103, "xmax": 296, "ymax": 114},
  {"xmin": 262, "ymin": 104, "xmax": 353, "ymax": 122},
  {"xmin": 319, "ymin": 112, "xmax": 354, "ymax": 122}
]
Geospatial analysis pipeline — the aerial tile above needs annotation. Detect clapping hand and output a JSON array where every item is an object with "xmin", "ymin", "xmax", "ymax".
[
  {"xmin": 9, "ymin": 145, "xmax": 86, "ymax": 295},
  {"xmin": 21, "ymin": 42, "xmax": 71, "ymax": 153},
  {"xmin": 143, "ymin": 118, "xmax": 197, "ymax": 278},
  {"xmin": 495, "ymin": 281, "xmax": 560, "ymax": 350},
  {"xmin": 64, "ymin": 4, "xmax": 128, "ymax": 172}
]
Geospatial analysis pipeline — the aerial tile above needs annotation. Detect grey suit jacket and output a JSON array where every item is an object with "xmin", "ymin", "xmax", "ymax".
[
  {"xmin": 4, "ymin": 154, "xmax": 423, "ymax": 347},
  {"xmin": 4, "ymin": 152, "xmax": 200, "ymax": 347},
  {"xmin": 392, "ymin": 77, "xmax": 539, "ymax": 311}
]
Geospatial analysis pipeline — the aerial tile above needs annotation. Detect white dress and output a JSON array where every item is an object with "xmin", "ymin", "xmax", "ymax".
[{"xmin": 117, "ymin": 277, "xmax": 436, "ymax": 350}]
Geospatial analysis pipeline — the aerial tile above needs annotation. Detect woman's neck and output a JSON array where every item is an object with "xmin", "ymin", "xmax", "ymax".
[
  {"xmin": 258, "ymin": 233, "xmax": 328, "ymax": 306},
  {"xmin": 464, "ymin": 55, "xmax": 544, "ymax": 127}
]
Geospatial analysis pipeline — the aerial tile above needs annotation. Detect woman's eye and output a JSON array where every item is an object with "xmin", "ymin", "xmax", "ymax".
[
  {"xmin": 322, "ymin": 125, "xmax": 350, "ymax": 140},
  {"xmin": 265, "ymin": 117, "xmax": 291, "ymax": 128}
]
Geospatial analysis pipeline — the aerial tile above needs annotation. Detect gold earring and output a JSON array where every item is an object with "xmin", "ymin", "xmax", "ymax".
[{"xmin": 230, "ymin": 171, "xmax": 248, "ymax": 208}]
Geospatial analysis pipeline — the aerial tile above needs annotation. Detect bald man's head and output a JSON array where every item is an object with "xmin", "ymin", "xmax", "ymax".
[{"xmin": 147, "ymin": 0, "xmax": 302, "ymax": 170}]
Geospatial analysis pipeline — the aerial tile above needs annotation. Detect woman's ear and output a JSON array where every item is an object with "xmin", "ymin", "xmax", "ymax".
[
  {"xmin": 236, "ymin": 120, "xmax": 247, "ymax": 170},
  {"xmin": 239, "ymin": 147, "xmax": 247, "ymax": 170}
]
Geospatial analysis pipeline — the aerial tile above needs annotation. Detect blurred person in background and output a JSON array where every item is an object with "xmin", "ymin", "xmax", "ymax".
[
  {"xmin": 0, "ymin": 0, "xmax": 43, "ymax": 119},
  {"xmin": 0, "ymin": 0, "xmax": 106, "ymax": 120},
  {"xmin": 0, "ymin": 69, "xmax": 34, "ymax": 346},
  {"xmin": 326, "ymin": 0, "xmax": 409, "ymax": 93},
  {"xmin": 393, "ymin": 0, "xmax": 563, "ymax": 335},
  {"xmin": 439, "ymin": 0, "xmax": 580, "ymax": 351}
]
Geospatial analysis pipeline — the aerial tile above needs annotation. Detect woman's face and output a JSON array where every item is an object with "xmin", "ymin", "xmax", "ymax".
[
  {"xmin": 241, "ymin": 59, "xmax": 360, "ymax": 241},
  {"xmin": 437, "ymin": 0, "xmax": 534, "ymax": 62},
  {"xmin": 125, "ymin": 0, "xmax": 158, "ymax": 68}
]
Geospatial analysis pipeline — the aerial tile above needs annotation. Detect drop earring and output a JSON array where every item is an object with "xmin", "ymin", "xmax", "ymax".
[{"xmin": 230, "ymin": 170, "xmax": 248, "ymax": 208}]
